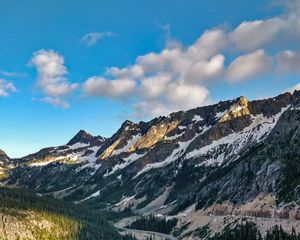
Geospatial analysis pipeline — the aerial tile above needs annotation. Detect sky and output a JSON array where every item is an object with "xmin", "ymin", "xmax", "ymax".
[{"xmin": 0, "ymin": 0, "xmax": 300, "ymax": 158}]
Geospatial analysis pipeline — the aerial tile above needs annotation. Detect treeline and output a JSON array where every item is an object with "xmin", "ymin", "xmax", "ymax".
[
  {"xmin": 208, "ymin": 222, "xmax": 300, "ymax": 240},
  {"xmin": 127, "ymin": 214, "xmax": 177, "ymax": 234},
  {"xmin": 278, "ymin": 151, "xmax": 300, "ymax": 204},
  {"xmin": 0, "ymin": 186, "xmax": 132, "ymax": 240},
  {"xmin": 265, "ymin": 225, "xmax": 300, "ymax": 240}
]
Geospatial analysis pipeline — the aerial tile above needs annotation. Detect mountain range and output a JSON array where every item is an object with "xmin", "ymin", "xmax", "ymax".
[{"xmin": 1, "ymin": 90, "xmax": 300, "ymax": 239}]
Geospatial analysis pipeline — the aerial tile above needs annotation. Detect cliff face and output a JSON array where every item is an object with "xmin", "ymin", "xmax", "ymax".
[
  {"xmin": 3, "ymin": 91, "xmax": 300, "ymax": 217},
  {"xmin": 218, "ymin": 96, "xmax": 250, "ymax": 123}
]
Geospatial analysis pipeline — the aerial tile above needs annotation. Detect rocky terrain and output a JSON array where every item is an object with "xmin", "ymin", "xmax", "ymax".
[{"xmin": 2, "ymin": 90, "xmax": 300, "ymax": 239}]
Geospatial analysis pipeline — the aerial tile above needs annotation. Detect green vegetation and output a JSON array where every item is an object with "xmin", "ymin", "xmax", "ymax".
[
  {"xmin": 208, "ymin": 222, "xmax": 300, "ymax": 240},
  {"xmin": 193, "ymin": 224, "xmax": 211, "ymax": 238},
  {"xmin": 278, "ymin": 151, "xmax": 300, "ymax": 204},
  {"xmin": 127, "ymin": 214, "xmax": 177, "ymax": 234},
  {"xmin": 173, "ymin": 222, "xmax": 191, "ymax": 237},
  {"xmin": 208, "ymin": 222, "xmax": 262, "ymax": 240},
  {"xmin": 104, "ymin": 207, "xmax": 135, "ymax": 222},
  {"xmin": 0, "ymin": 187, "xmax": 131, "ymax": 240},
  {"xmin": 265, "ymin": 225, "xmax": 300, "ymax": 240}
]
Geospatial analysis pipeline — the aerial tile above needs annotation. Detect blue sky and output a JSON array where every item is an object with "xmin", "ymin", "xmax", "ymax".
[{"xmin": 0, "ymin": 0, "xmax": 299, "ymax": 158}]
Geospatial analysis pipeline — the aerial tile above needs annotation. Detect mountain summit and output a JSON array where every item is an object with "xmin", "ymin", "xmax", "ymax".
[
  {"xmin": 218, "ymin": 96, "xmax": 250, "ymax": 122},
  {"xmin": 67, "ymin": 130, "xmax": 94, "ymax": 145},
  {"xmin": 0, "ymin": 149, "xmax": 9, "ymax": 161}
]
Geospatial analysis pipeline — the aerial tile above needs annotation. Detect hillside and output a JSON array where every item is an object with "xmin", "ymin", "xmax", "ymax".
[{"xmin": 0, "ymin": 187, "xmax": 134, "ymax": 240}]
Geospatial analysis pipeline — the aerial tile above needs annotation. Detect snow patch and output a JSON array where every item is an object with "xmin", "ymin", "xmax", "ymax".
[
  {"xmin": 165, "ymin": 132, "xmax": 185, "ymax": 141},
  {"xmin": 77, "ymin": 146, "xmax": 102, "ymax": 171},
  {"xmin": 104, "ymin": 152, "xmax": 146, "ymax": 177},
  {"xmin": 81, "ymin": 190, "xmax": 101, "ymax": 202},
  {"xmin": 110, "ymin": 133, "xmax": 141, "ymax": 156},
  {"xmin": 192, "ymin": 115, "xmax": 203, "ymax": 122},
  {"xmin": 133, "ymin": 124, "xmax": 213, "ymax": 178},
  {"xmin": 215, "ymin": 110, "xmax": 227, "ymax": 119},
  {"xmin": 187, "ymin": 105, "xmax": 290, "ymax": 166},
  {"xmin": 114, "ymin": 195, "xmax": 136, "ymax": 207},
  {"xmin": 68, "ymin": 142, "xmax": 89, "ymax": 149},
  {"xmin": 290, "ymin": 106, "xmax": 300, "ymax": 110},
  {"xmin": 29, "ymin": 144, "xmax": 103, "ymax": 172}
]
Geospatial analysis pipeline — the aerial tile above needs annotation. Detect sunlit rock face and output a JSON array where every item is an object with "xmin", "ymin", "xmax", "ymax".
[
  {"xmin": 128, "ymin": 120, "xmax": 179, "ymax": 152},
  {"xmin": 218, "ymin": 96, "xmax": 250, "ymax": 123}
]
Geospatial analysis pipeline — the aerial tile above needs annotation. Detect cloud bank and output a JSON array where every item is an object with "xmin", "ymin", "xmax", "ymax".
[{"xmin": 80, "ymin": 0, "xmax": 300, "ymax": 118}]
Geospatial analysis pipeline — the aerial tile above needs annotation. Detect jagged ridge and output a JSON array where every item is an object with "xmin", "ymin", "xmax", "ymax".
[{"xmin": 3, "ymin": 90, "xmax": 300, "ymax": 221}]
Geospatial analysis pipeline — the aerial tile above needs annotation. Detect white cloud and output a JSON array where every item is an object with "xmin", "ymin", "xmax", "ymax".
[
  {"xmin": 164, "ymin": 83, "xmax": 210, "ymax": 110},
  {"xmin": 133, "ymin": 101, "xmax": 168, "ymax": 118},
  {"xmin": 283, "ymin": 0, "xmax": 300, "ymax": 36},
  {"xmin": 41, "ymin": 97, "xmax": 69, "ymax": 109},
  {"xmin": 230, "ymin": 18, "xmax": 286, "ymax": 51},
  {"xmin": 30, "ymin": 49, "xmax": 77, "ymax": 108},
  {"xmin": 226, "ymin": 50, "xmax": 272, "ymax": 82},
  {"xmin": 186, "ymin": 29, "xmax": 228, "ymax": 60},
  {"xmin": 184, "ymin": 54, "xmax": 225, "ymax": 83},
  {"xmin": 133, "ymin": 83, "xmax": 210, "ymax": 118},
  {"xmin": 81, "ymin": 32, "xmax": 114, "ymax": 47},
  {"xmin": 83, "ymin": 77, "xmax": 136, "ymax": 98},
  {"xmin": 106, "ymin": 65, "xmax": 144, "ymax": 79},
  {"xmin": 83, "ymin": 29, "xmax": 226, "ymax": 117},
  {"xmin": 139, "ymin": 74, "xmax": 172, "ymax": 99},
  {"xmin": 276, "ymin": 50, "xmax": 300, "ymax": 72},
  {"xmin": 0, "ymin": 79, "xmax": 17, "ymax": 97},
  {"xmin": 136, "ymin": 48, "xmax": 187, "ymax": 74},
  {"xmin": 229, "ymin": 0, "xmax": 300, "ymax": 52}
]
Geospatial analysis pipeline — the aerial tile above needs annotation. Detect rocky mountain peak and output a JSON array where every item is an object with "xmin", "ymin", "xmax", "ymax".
[
  {"xmin": 0, "ymin": 149, "xmax": 9, "ymax": 161},
  {"xmin": 121, "ymin": 120, "xmax": 134, "ymax": 126},
  {"xmin": 119, "ymin": 120, "xmax": 139, "ymax": 132},
  {"xmin": 219, "ymin": 96, "xmax": 250, "ymax": 123},
  {"xmin": 237, "ymin": 95, "xmax": 248, "ymax": 105},
  {"xmin": 97, "ymin": 120, "xmax": 142, "ymax": 160},
  {"xmin": 67, "ymin": 130, "xmax": 94, "ymax": 145},
  {"xmin": 0, "ymin": 149, "xmax": 10, "ymax": 170}
]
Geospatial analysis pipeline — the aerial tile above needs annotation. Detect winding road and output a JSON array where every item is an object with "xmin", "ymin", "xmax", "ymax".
[{"xmin": 116, "ymin": 226, "xmax": 178, "ymax": 240}]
